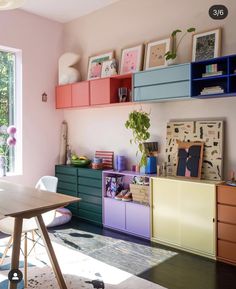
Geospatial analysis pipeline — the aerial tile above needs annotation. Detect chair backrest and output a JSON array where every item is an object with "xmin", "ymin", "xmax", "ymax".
[{"xmin": 35, "ymin": 176, "xmax": 58, "ymax": 193}]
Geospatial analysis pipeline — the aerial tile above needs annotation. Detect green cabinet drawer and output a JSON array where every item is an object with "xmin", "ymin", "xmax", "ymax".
[
  {"xmin": 134, "ymin": 63, "xmax": 190, "ymax": 87},
  {"xmin": 78, "ymin": 177, "xmax": 102, "ymax": 188},
  {"xmin": 134, "ymin": 80, "xmax": 190, "ymax": 102},
  {"xmin": 79, "ymin": 201, "xmax": 102, "ymax": 214},
  {"xmin": 55, "ymin": 165, "xmax": 77, "ymax": 176},
  {"xmin": 78, "ymin": 185, "xmax": 101, "ymax": 197},
  {"xmin": 57, "ymin": 187, "xmax": 77, "ymax": 197},
  {"xmin": 56, "ymin": 173, "xmax": 77, "ymax": 184},
  {"xmin": 79, "ymin": 193, "xmax": 102, "ymax": 206},
  {"xmin": 58, "ymin": 181, "xmax": 77, "ymax": 192},
  {"xmin": 79, "ymin": 208, "xmax": 102, "ymax": 224},
  {"xmin": 78, "ymin": 168, "xmax": 102, "ymax": 179}
]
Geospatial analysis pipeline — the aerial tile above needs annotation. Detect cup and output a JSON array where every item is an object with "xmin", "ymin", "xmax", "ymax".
[{"xmin": 118, "ymin": 87, "xmax": 128, "ymax": 102}]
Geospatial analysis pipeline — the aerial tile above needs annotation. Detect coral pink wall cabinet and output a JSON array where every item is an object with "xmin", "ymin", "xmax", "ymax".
[
  {"xmin": 72, "ymin": 81, "xmax": 90, "ymax": 107},
  {"xmin": 56, "ymin": 84, "xmax": 72, "ymax": 108},
  {"xmin": 90, "ymin": 74, "xmax": 132, "ymax": 105},
  {"xmin": 90, "ymin": 78, "xmax": 119, "ymax": 105}
]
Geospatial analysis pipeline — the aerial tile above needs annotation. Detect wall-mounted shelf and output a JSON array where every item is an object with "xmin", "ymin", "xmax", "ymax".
[
  {"xmin": 55, "ymin": 74, "xmax": 132, "ymax": 109},
  {"xmin": 191, "ymin": 54, "xmax": 236, "ymax": 98}
]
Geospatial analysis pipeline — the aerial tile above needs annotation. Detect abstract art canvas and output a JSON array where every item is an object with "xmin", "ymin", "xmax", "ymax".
[
  {"xmin": 166, "ymin": 120, "xmax": 224, "ymax": 180},
  {"xmin": 119, "ymin": 44, "xmax": 144, "ymax": 74}
]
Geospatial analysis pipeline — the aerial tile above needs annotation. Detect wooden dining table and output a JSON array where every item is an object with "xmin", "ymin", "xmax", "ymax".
[{"xmin": 0, "ymin": 180, "xmax": 80, "ymax": 289}]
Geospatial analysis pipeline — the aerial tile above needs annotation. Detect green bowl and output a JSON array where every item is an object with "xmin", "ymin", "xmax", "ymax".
[{"xmin": 71, "ymin": 159, "xmax": 91, "ymax": 167}]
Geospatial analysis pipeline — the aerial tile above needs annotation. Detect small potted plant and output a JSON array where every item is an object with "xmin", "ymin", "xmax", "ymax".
[
  {"xmin": 165, "ymin": 27, "xmax": 196, "ymax": 65},
  {"xmin": 125, "ymin": 109, "xmax": 150, "ymax": 170}
]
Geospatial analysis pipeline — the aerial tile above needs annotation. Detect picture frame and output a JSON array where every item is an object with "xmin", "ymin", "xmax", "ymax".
[
  {"xmin": 192, "ymin": 28, "xmax": 221, "ymax": 61},
  {"xmin": 176, "ymin": 141, "xmax": 204, "ymax": 179},
  {"xmin": 119, "ymin": 44, "xmax": 144, "ymax": 75},
  {"xmin": 87, "ymin": 51, "xmax": 114, "ymax": 80},
  {"xmin": 144, "ymin": 38, "xmax": 171, "ymax": 70},
  {"xmin": 101, "ymin": 59, "xmax": 118, "ymax": 78}
]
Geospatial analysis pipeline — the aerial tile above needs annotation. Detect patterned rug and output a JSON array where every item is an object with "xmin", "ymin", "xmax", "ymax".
[{"xmin": 0, "ymin": 236, "xmax": 169, "ymax": 289}]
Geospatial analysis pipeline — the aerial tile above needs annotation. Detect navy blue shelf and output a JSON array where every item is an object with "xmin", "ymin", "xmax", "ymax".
[
  {"xmin": 191, "ymin": 54, "xmax": 236, "ymax": 98},
  {"xmin": 192, "ymin": 75, "xmax": 227, "ymax": 81}
]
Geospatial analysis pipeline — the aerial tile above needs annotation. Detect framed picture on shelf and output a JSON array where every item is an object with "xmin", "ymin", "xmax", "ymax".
[
  {"xmin": 144, "ymin": 38, "xmax": 171, "ymax": 70},
  {"xmin": 101, "ymin": 59, "xmax": 118, "ymax": 78},
  {"xmin": 192, "ymin": 28, "xmax": 221, "ymax": 61},
  {"xmin": 119, "ymin": 44, "xmax": 144, "ymax": 75},
  {"xmin": 87, "ymin": 51, "xmax": 114, "ymax": 80},
  {"xmin": 176, "ymin": 141, "xmax": 204, "ymax": 179}
]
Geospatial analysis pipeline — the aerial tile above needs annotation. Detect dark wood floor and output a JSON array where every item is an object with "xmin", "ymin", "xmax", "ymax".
[{"xmin": 49, "ymin": 218, "xmax": 236, "ymax": 289}]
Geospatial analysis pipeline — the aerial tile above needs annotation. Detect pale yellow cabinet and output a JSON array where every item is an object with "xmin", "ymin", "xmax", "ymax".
[{"xmin": 151, "ymin": 177, "xmax": 217, "ymax": 259}]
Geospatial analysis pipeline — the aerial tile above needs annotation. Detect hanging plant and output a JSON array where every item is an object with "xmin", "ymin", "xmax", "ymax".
[{"xmin": 125, "ymin": 110, "xmax": 150, "ymax": 167}]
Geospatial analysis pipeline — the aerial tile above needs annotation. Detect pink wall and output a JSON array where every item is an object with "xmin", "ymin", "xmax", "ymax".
[
  {"xmin": 0, "ymin": 9, "xmax": 64, "ymax": 185},
  {"xmin": 63, "ymin": 0, "xmax": 236, "ymax": 178}
]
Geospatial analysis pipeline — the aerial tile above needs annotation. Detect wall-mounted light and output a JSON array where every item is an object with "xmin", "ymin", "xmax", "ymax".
[
  {"xmin": 42, "ymin": 92, "xmax": 47, "ymax": 102},
  {"xmin": 0, "ymin": 0, "xmax": 25, "ymax": 10}
]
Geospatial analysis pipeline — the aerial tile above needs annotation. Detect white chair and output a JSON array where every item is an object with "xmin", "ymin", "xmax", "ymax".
[{"xmin": 0, "ymin": 176, "xmax": 58, "ymax": 287}]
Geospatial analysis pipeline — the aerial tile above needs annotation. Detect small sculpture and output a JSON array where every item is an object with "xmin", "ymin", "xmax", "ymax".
[{"xmin": 59, "ymin": 52, "xmax": 81, "ymax": 85}]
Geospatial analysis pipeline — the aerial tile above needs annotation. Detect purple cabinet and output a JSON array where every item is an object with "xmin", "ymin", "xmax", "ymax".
[
  {"xmin": 103, "ymin": 197, "xmax": 150, "ymax": 239},
  {"xmin": 126, "ymin": 203, "xmax": 150, "ymax": 238},
  {"xmin": 104, "ymin": 198, "xmax": 125, "ymax": 230}
]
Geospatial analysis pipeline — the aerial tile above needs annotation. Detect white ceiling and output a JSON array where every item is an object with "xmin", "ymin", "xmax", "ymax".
[{"xmin": 21, "ymin": 0, "xmax": 120, "ymax": 23}]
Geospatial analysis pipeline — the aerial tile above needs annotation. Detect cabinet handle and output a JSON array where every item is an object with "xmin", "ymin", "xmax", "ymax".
[{"xmin": 213, "ymin": 218, "xmax": 215, "ymax": 223}]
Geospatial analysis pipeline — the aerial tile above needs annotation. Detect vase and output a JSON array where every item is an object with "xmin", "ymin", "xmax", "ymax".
[{"xmin": 0, "ymin": 155, "xmax": 6, "ymax": 177}]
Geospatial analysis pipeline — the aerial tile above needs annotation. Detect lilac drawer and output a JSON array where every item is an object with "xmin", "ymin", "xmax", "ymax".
[
  {"xmin": 126, "ymin": 202, "xmax": 150, "ymax": 238},
  {"xmin": 104, "ymin": 198, "xmax": 125, "ymax": 230}
]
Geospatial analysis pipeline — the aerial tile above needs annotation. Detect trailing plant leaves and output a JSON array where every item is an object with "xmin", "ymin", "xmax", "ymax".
[{"xmin": 125, "ymin": 110, "xmax": 151, "ymax": 167}]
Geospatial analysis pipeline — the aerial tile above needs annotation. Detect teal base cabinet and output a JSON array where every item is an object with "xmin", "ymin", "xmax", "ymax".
[
  {"xmin": 133, "ymin": 63, "xmax": 191, "ymax": 102},
  {"xmin": 55, "ymin": 165, "xmax": 103, "ymax": 226}
]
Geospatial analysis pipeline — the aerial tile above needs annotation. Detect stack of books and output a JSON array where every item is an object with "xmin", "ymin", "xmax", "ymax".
[
  {"xmin": 200, "ymin": 86, "xmax": 224, "ymax": 95},
  {"xmin": 202, "ymin": 64, "xmax": 223, "ymax": 77}
]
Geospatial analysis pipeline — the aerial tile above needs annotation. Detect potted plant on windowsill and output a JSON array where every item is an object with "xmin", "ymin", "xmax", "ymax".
[
  {"xmin": 165, "ymin": 27, "xmax": 196, "ymax": 65},
  {"xmin": 125, "ymin": 109, "xmax": 150, "ymax": 171}
]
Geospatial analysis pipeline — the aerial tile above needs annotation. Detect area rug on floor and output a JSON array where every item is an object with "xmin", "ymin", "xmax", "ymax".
[{"xmin": 0, "ymin": 237, "xmax": 167, "ymax": 289}]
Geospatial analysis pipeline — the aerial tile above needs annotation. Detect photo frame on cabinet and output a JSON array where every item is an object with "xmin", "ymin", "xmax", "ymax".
[
  {"xmin": 192, "ymin": 28, "xmax": 221, "ymax": 61},
  {"xmin": 119, "ymin": 44, "xmax": 144, "ymax": 75},
  {"xmin": 144, "ymin": 38, "xmax": 171, "ymax": 70},
  {"xmin": 101, "ymin": 59, "xmax": 118, "ymax": 78},
  {"xmin": 87, "ymin": 51, "xmax": 114, "ymax": 80},
  {"xmin": 176, "ymin": 141, "xmax": 204, "ymax": 179}
]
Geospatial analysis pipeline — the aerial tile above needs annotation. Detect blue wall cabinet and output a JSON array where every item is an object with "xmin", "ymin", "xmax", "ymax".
[
  {"xmin": 133, "ymin": 63, "xmax": 191, "ymax": 102},
  {"xmin": 191, "ymin": 54, "xmax": 236, "ymax": 98}
]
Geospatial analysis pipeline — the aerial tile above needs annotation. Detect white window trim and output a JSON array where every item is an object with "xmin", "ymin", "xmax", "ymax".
[{"xmin": 0, "ymin": 45, "xmax": 22, "ymax": 176}]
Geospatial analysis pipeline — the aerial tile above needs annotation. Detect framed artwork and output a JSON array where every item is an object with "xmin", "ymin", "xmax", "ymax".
[
  {"xmin": 87, "ymin": 51, "xmax": 114, "ymax": 80},
  {"xmin": 101, "ymin": 59, "xmax": 118, "ymax": 78},
  {"xmin": 119, "ymin": 44, "xmax": 144, "ymax": 75},
  {"xmin": 144, "ymin": 38, "xmax": 171, "ymax": 70},
  {"xmin": 176, "ymin": 141, "xmax": 204, "ymax": 179},
  {"xmin": 192, "ymin": 28, "xmax": 221, "ymax": 61}
]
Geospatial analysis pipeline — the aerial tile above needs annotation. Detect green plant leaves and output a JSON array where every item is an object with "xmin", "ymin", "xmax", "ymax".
[
  {"xmin": 125, "ymin": 110, "xmax": 151, "ymax": 167},
  {"xmin": 187, "ymin": 27, "xmax": 196, "ymax": 33}
]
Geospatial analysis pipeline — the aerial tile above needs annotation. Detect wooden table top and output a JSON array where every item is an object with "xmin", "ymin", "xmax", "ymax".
[{"xmin": 0, "ymin": 180, "xmax": 80, "ymax": 218}]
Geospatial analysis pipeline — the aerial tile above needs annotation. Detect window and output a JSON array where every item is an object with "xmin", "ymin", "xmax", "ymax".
[{"xmin": 0, "ymin": 46, "xmax": 22, "ymax": 175}]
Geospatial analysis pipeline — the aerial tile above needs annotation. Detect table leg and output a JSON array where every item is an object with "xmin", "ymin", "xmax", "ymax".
[
  {"xmin": 35, "ymin": 215, "xmax": 67, "ymax": 289},
  {"xmin": 8, "ymin": 217, "xmax": 23, "ymax": 289}
]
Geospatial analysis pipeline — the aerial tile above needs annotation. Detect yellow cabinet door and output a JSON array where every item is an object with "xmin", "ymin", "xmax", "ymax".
[
  {"xmin": 152, "ymin": 178, "xmax": 181, "ymax": 246},
  {"xmin": 180, "ymin": 182, "xmax": 216, "ymax": 256}
]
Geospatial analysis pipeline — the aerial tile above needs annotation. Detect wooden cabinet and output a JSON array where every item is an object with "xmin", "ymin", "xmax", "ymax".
[
  {"xmin": 56, "ymin": 84, "xmax": 72, "ymax": 108},
  {"xmin": 55, "ymin": 165, "xmax": 103, "ymax": 226},
  {"xmin": 217, "ymin": 184, "xmax": 236, "ymax": 265},
  {"xmin": 151, "ymin": 177, "xmax": 217, "ymax": 258},
  {"xmin": 133, "ymin": 63, "xmax": 190, "ymax": 102},
  {"xmin": 71, "ymin": 81, "xmax": 90, "ymax": 107}
]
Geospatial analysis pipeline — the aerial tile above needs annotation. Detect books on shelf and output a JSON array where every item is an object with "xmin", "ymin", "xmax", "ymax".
[
  {"xmin": 202, "ymin": 71, "xmax": 223, "ymax": 77},
  {"xmin": 200, "ymin": 86, "xmax": 224, "ymax": 95}
]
